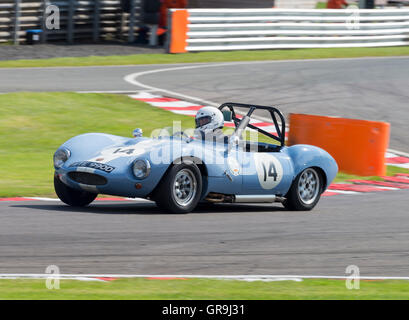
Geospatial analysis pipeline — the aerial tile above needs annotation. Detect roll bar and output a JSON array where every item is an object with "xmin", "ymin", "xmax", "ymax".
[{"xmin": 218, "ymin": 102, "xmax": 286, "ymax": 147}]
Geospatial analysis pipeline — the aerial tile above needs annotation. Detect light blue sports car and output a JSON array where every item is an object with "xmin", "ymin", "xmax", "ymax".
[{"xmin": 53, "ymin": 103, "xmax": 338, "ymax": 213}]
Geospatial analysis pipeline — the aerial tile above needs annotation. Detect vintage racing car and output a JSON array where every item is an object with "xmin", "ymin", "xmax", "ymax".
[{"xmin": 53, "ymin": 103, "xmax": 338, "ymax": 213}]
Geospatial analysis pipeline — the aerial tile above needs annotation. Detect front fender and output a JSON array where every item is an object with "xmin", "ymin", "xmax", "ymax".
[
  {"xmin": 285, "ymin": 144, "xmax": 338, "ymax": 190},
  {"xmin": 59, "ymin": 133, "xmax": 129, "ymax": 166}
]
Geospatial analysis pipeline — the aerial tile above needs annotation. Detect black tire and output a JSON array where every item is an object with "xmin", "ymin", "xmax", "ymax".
[
  {"xmin": 54, "ymin": 175, "xmax": 97, "ymax": 207},
  {"xmin": 154, "ymin": 163, "xmax": 202, "ymax": 214},
  {"xmin": 283, "ymin": 167, "xmax": 323, "ymax": 211}
]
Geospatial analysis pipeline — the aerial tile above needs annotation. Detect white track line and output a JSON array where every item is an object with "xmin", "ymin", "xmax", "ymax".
[
  {"xmin": 124, "ymin": 64, "xmax": 222, "ymax": 107},
  {"xmin": 325, "ymin": 190, "xmax": 360, "ymax": 195},
  {"xmin": 0, "ymin": 274, "xmax": 408, "ymax": 280},
  {"xmin": 77, "ymin": 90, "xmax": 157, "ymax": 94},
  {"xmin": 26, "ymin": 197, "xmax": 61, "ymax": 202},
  {"xmin": 125, "ymin": 198, "xmax": 152, "ymax": 202},
  {"xmin": 387, "ymin": 148, "xmax": 409, "ymax": 158}
]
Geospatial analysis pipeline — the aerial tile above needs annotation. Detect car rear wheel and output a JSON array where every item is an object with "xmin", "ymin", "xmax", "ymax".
[
  {"xmin": 283, "ymin": 167, "xmax": 322, "ymax": 211},
  {"xmin": 54, "ymin": 174, "xmax": 97, "ymax": 207},
  {"xmin": 154, "ymin": 163, "xmax": 202, "ymax": 214}
]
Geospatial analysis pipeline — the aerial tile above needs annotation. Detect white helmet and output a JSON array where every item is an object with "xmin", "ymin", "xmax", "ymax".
[{"xmin": 195, "ymin": 106, "xmax": 224, "ymax": 134}]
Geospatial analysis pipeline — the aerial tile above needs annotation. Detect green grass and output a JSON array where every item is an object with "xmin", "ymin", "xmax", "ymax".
[
  {"xmin": 1, "ymin": 47, "xmax": 409, "ymax": 68},
  {"xmin": 0, "ymin": 92, "xmax": 192, "ymax": 197},
  {"xmin": 333, "ymin": 166, "xmax": 409, "ymax": 183},
  {"xmin": 0, "ymin": 278, "xmax": 408, "ymax": 300},
  {"xmin": 0, "ymin": 92, "xmax": 407, "ymax": 197}
]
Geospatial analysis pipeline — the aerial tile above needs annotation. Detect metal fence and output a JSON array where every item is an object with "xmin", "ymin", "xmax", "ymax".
[
  {"xmin": 0, "ymin": 0, "xmax": 141, "ymax": 44},
  {"xmin": 169, "ymin": 8, "xmax": 409, "ymax": 52}
]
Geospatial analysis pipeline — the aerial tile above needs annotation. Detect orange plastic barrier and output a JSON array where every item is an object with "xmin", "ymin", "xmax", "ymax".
[
  {"xmin": 169, "ymin": 9, "xmax": 189, "ymax": 54},
  {"xmin": 288, "ymin": 114, "xmax": 390, "ymax": 176}
]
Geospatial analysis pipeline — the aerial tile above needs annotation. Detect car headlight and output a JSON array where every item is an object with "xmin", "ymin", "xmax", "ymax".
[
  {"xmin": 53, "ymin": 148, "xmax": 71, "ymax": 169},
  {"xmin": 132, "ymin": 159, "xmax": 151, "ymax": 179}
]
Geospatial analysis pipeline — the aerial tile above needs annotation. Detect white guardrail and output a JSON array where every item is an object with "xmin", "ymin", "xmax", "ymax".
[{"xmin": 167, "ymin": 8, "xmax": 409, "ymax": 53}]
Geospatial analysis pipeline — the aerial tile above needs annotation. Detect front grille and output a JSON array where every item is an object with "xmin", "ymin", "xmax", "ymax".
[{"xmin": 68, "ymin": 172, "xmax": 107, "ymax": 186}]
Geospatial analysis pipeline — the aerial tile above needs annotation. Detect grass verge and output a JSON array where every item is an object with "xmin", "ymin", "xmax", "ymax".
[
  {"xmin": 1, "ymin": 47, "xmax": 409, "ymax": 68},
  {"xmin": 0, "ymin": 92, "xmax": 407, "ymax": 197},
  {"xmin": 0, "ymin": 278, "xmax": 408, "ymax": 299},
  {"xmin": 333, "ymin": 165, "xmax": 409, "ymax": 183}
]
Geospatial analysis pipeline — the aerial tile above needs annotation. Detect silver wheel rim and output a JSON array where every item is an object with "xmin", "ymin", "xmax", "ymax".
[
  {"xmin": 298, "ymin": 168, "xmax": 320, "ymax": 205},
  {"xmin": 172, "ymin": 169, "xmax": 197, "ymax": 207}
]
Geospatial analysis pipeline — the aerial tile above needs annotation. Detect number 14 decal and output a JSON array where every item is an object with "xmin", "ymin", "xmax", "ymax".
[
  {"xmin": 113, "ymin": 148, "xmax": 135, "ymax": 155},
  {"xmin": 262, "ymin": 162, "xmax": 278, "ymax": 182},
  {"xmin": 255, "ymin": 154, "xmax": 283, "ymax": 190}
]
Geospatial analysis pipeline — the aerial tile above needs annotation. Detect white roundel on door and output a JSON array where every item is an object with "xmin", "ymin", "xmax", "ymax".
[{"xmin": 254, "ymin": 153, "xmax": 283, "ymax": 189}]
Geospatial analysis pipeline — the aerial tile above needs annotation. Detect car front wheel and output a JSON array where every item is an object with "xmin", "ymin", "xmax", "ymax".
[
  {"xmin": 154, "ymin": 163, "xmax": 202, "ymax": 214},
  {"xmin": 283, "ymin": 167, "xmax": 322, "ymax": 211},
  {"xmin": 54, "ymin": 174, "xmax": 97, "ymax": 207}
]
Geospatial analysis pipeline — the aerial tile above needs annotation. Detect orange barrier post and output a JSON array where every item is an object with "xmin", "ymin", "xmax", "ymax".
[
  {"xmin": 168, "ymin": 9, "xmax": 189, "ymax": 54},
  {"xmin": 288, "ymin": 114, "xmax": 390, "ymax": 176}
]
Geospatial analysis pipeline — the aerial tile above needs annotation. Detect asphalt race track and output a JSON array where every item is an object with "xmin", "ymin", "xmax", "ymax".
[
  {"xmin": 1, "ymin": 56, "xmax": 408, "ymax": 276},
  {"xmin": 1, "ymin": 191, "xmax": 408, "ymax": 276}
]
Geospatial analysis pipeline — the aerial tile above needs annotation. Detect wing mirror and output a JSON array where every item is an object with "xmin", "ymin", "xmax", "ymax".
[
  {"xmin": 222, "ymin": 110, "xmax": 232, "ymax": 122},
  {"xmin": 133, "ymin": 128, "xmax": 143, "ymax": 138}
]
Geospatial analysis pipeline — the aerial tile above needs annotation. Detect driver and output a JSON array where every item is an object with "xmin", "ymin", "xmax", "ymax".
[{"xmin": 194, "ymin": 106, "xmax": 227, "ymax": 143}]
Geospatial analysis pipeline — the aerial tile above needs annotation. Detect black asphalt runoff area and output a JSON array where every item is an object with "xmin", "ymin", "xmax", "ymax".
[{"xmin": 0, "ymin": 190, "xmax": 408, "ymax": 276}]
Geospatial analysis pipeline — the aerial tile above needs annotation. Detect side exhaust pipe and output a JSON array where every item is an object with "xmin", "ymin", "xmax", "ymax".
[
  {"xmin": 234, "ymin": 195, "xmax": 277, "ymax": 203},
  {"xmin": 205, "ymin": 193, "xmax": 285, "ymax": 203}
]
